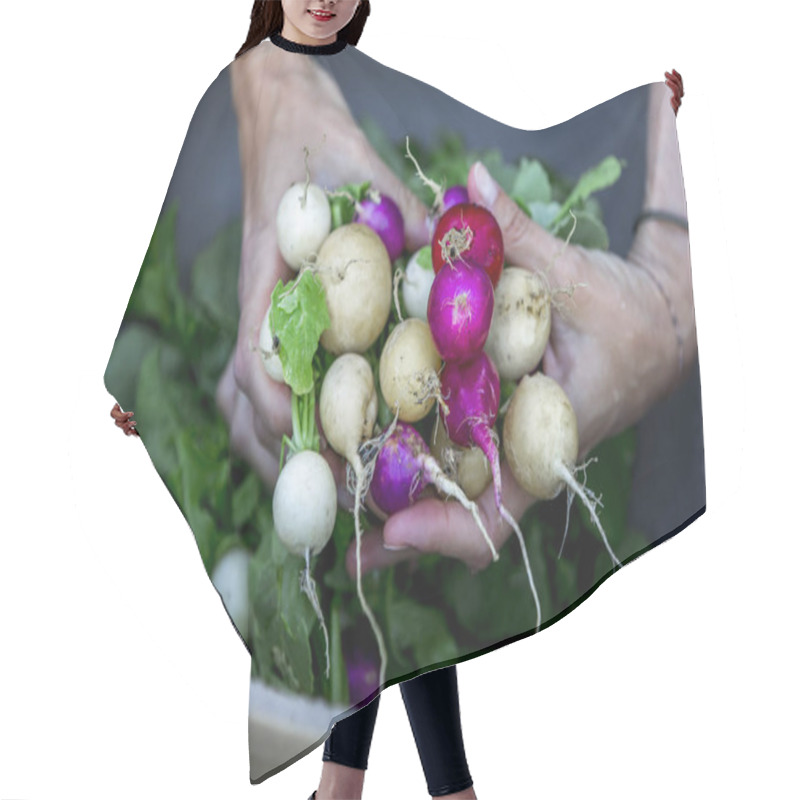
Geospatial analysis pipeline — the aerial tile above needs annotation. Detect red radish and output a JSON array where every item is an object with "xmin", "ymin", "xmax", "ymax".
[
  {"xmin": 440, "ymin": 352, "xmax": 541, "ymax": 627},
  {"xmin": 427, "ymin": 261, "xmax": 494, "ymax": 363},
  {"xmin": 354, "ymin": 190, "xmax": 405, "ymax": 261},
  {"xmin": 371, "ymin": 422, "xmax": 498, "ymax": 561},
  {"xmin": 431, "ymin": 203, "xmax": 504, "ymax": 287}
]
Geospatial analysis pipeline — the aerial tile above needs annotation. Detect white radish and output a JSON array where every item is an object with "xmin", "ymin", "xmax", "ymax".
[
  {"xmin": 504, "ymin": 373, "xmax": 622, "ymax": 567},
  {"xmin": 401, "ymin": 247, "xmax": 436, "ymax": 320},
  {"xmin": 316, "ymin": 223, "xmax": 392, "ymax": 355},
  {"xmin": 319, "ymin": 353, "xmax": 388, "ymax": 687},
  {"xmin": 379, "ymin": 319, "xmax": 442, "ymax": 423},
  {"xmin": 430, "ymin": 419, "xmax": 492, "ymax": 501},
  {"xmin": 320, "ymin": 354, "xmax": 378, "ymax": 462},
  {"xmin": 211, "ymin": 547, "xmax": 251, "ymax": 641},
  {"xmin": 276, "ymin": 182, "xmax": 332, "ymax": 271},
  {"xmin": 258, "ymin": 303, "xmax": 286, "ymax": 384},
  {"xmin": 485, "ymin": 267, "xmax": 551, "ymax": 381},
  {"xmin": 273, "ymin": 449, "xmax": 337, "ymax": 556},
  {"xmin": 272, "ymin": 448, "xmax": 337, "ymax": 677}
]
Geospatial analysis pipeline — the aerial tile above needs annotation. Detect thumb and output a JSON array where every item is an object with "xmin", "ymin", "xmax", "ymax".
[{"xmin": 468, "ymin": 161, "xmax": 563, "ymax": 270}]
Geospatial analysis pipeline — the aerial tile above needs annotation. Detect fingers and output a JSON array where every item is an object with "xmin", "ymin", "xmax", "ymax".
[
  {"xmin": 345, "ymin": 528, "xmax": 421, "ymax": 577},
  {"xmin": 232, "ymin": 318, "xmax": 294, "ymax": 443},
  {"xmin": 467, "ymin": 161, "xmax": 564, "ymax": 273},
  {"xmin": 381, "ymin": 462, "xmax": 534, "ymax": 573},
  {"xmin": 384, "ymin": 496, "xmax": 500, "ymax": 572},
  {"xmin": 664, "ymin": 68, "xmax": 683, "ymax": 116}
]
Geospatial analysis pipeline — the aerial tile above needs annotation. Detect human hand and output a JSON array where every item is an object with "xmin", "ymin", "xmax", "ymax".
[
  {"xmin": 665, "ymin": 69, "xmax": 683, "ymax": 115},
  {"xmin": 110, "ymin": 403, "xmax": 139, "ymax": 437},
  {"xmin": 215, "ymin": 42, "xmax": 430, "ymax": 492},
  {"xmin": 353, "ymin": 139, "xmax": 694, "ymax": 574}
]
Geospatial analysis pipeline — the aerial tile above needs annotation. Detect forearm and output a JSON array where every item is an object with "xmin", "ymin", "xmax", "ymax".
[{"xmin": 627, "ymin": 81, "xmax": 697, "ymax": 396}]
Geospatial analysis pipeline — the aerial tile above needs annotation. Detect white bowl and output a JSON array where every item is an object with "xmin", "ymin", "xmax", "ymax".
[{"xmin": 248, "ymin": 678, "xmax": 347, "ymax": 781}]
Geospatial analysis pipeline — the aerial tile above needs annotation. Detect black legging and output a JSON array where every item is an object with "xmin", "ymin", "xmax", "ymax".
[{"xmin": 323, "ymin": 665, "xmax": 473, "ymax": 797}]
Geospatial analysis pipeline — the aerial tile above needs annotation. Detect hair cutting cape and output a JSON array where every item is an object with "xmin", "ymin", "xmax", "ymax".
[{"xmin": 104, "ymin": 33, "xmax": 704, "ymax": 784}]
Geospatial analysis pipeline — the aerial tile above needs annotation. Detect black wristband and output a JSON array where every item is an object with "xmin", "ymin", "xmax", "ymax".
[{"xmin": 633, "ymin": 209, "xmax": 689, "ymax": 235}]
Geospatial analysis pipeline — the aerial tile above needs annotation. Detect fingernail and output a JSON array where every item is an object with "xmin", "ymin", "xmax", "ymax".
[
  {"xmin": 383, "ymin": 544, "xmax": 410, "ymax": 552},
  {"xmin": 474, "ymin": 161, "xmax": 498, "ymax": 209}
]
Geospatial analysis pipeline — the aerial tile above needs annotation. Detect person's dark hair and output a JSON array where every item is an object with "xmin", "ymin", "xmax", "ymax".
[{"xmin": 236, "ymin": 1, "xmax": 371, "ymax": 59}]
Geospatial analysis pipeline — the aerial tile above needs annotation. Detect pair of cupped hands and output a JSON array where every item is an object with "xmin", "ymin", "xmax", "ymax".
[{"xmin": 217, "ymin": 46, "xmax": 681, "ymax": 575}]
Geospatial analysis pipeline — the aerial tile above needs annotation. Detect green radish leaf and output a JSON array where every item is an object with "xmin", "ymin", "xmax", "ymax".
[
  {"xmin": 574, "ymin": 426, "xmax": 638, "ymax": 576},
  {"xmin": 551, "ymin": 156, "xmax": 624, "ymax": 228},
  {"xmin": 134, "ymin": 345, "xmax": 183, "ymax": 477},
  {"xmin": 415, "ymin": 245, "xmax": 433, "ymax": 272},
  {"xmin": 126, "ymin": 204, "xmax": 181, "ymax": 332},
  {"xmin": 278, "ymin": 562, "xmax": 318, "ymax": 693},
  {"xmin": 270, "ymin": 270, "xmax": 331, "ymax": 395},
  {"xmin": 387, "ymin": 596, "xmax": 459, "ymax": 668},
  {"xmin": 553, "ymin": 210, "xmax": 610, "ymax": 250},
  {"xmin": 512, "ymin": 158, "xmax": 551, "ymax": 204},
  {"xmin": 104, "ymin": 322, "xmax": 161, "ymax": 411},
  {"xmin": 329, "ymin": 597, "xmax": 349, "ymax": 706},
  {"xmin": 190, "ymin": 218, "xmax": 242, "ymax": 336},
  {"xmin": 232, "ymin": 471, "xmax": 262, "ymax": 530},
  {"xmin": 329, "ymin": 181, "xmax": 371, "ymax": 231},
  {"xmin": 529, "ymin": 200, "xmax": 562, "ymax": 230},
  {"xmin": 174, "ymin": 428, "xmax": 231, "ymax": 571}
]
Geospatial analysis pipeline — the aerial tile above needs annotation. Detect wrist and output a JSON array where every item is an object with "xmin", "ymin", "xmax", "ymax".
[{"xmin": 628, "ymin": 219, "xmax": 697, "ymax": 391}]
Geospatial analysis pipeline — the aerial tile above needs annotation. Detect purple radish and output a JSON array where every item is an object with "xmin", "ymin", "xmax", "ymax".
[
  {"xmin": 440, "ymin": 352, "xmax": 542, "ymax": 628},
  {"xmin": 371, "ymin": 422, "xmax": 497, "ymax": 561},
  {"xmin": 427, "ymin": 262, "xmax": 494, "ymax": 363},
  {"xmin": 355, "ymin": 190, "xmax": 405, "ymax": 261},
  {"xmin": 441, "ymin": 185, "xmax": 470, "ymax": 214}
]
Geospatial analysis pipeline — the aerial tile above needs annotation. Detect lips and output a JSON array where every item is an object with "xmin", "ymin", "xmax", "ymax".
[{"xmin": 308, "ymin": 9, "xmax": 335, "ymax": 21}]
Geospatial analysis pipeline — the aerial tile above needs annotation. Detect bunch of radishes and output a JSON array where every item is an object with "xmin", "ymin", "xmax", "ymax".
[{"xmin": 261, "ymin": 146, "xmax": 621, "ymax": 688}]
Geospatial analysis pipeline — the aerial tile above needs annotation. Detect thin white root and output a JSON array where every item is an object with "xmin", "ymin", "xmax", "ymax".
[
  {"xmin": 405, "ymin": 136, "xmax": 443, "ymax": 202},
  {"xmin": 558, "ymin": 488, "xmax": 575, "ymax": 560},
  {"xmin": 352, "ymin": 457, "xmax": 388, "ymax": 689},
  {"xmin": 301, "ymin": 548, "xmax": 330, "ymax": 679},
  {"xmin": 542, "ymin": 210, "xmax": 578, "ymax": 277},
  {"xmin": 347, "ymin": 409, "xmax": 400, "ymax": 497},
  {"xmin": 500, "ymin": 503, "xmax": 542, "ymax": 632},
  {"xmin": 393, "ymin": 267, "xmax": 405, "ymax": 323},
  {"xmin": 422, "ymin": 455, "xmax": 498, "ymax": 562},
  {"xmin": 555, "ymin": 461, "xmax": 622, "ymax": 569}
]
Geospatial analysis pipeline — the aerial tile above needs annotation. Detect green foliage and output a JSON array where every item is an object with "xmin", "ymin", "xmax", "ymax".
[
  {"xmin": 269, "ymin": 269, "xmax": 330, "ymax": 396},
  {"xmin": 106, "ymin": 131, "xmax": 638, "ymax": 704}
]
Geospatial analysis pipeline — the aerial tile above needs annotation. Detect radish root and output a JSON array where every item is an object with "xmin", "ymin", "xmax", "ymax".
[
  {"xmin": 405, "ymin": 136, "xmax": 444, "ymax": 209},
  {"xmin": 393, "ymin": 267, "xmax": 405, "ymax": 323},
  {"xmin": 350, "ymin": 455, "xmax": 389, "ymax": 689},
  {"xmin": 555, "ymin": 461, "xmax": 622, "ymax": 569},
  {"xmin": 345, "ymin": 413, "xmax": 400, "ymax": 691},
  {"xmin": 473, "ymin": 424, "xmax": 542, "ymax": 630},
  {"xmin": 421, "ymin": 455, "xmax": 498, "ymax": 562},
  {"xmin": 301, "ymin": 547, "xmax": 330, "ymax": 678}
]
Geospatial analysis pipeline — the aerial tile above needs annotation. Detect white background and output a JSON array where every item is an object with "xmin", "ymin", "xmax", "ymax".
[{"xmin": 1, "ymin": 1, "xmax": 797, "ymax": 798}]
